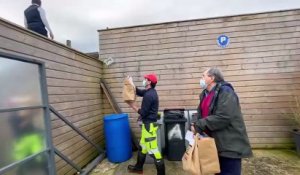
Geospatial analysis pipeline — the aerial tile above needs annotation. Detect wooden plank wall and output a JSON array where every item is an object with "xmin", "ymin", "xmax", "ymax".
[
  {"xmin": 0, "ymin": 18, "xmax": 104, "ymax": 175},
  {"xmin": 99, "ymin": 9, "xmax": 300, "ymax": 148}
]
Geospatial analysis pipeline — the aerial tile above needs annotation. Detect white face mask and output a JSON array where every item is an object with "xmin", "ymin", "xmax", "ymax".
[
  {"xmin": 142, "ymin": 79, "xmax": 147, "ymax": 87},
  {"xmin": 200, "ymin": 79, "xmax": 207, "ymax": 89}
]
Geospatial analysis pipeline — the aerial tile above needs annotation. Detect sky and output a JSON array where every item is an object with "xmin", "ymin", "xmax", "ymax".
[{"xmin": 0, "ymin": 0, "xmax": 300, "ymax": 53}]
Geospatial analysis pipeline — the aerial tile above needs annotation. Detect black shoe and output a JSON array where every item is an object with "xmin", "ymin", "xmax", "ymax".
[
  {"xmin": 155, "ymin": 159, "xmax": 165, "ymax": 175},
  {"xmin": 127, "ymin": 152, "xmax": 146, "ymax": 174},
  {"xmin": 127, "ymin": 164, "xmax": 143, "ymax": 174}
]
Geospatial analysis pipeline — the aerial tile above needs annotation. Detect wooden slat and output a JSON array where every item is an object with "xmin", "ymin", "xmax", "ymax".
[
  {"xmin": 49, "ymin": 93, "xmax": 101, "ymax": 104},
  {"xmin": 51, "ymin": 99, "xmax": 101, "ymax": 111},
  {"xmin": 46, "ymin": 69, "xmax": 100, "ymax": 83},
  {"xmin": 47, "ymin": 78, "xmax": 100, "ymax": 88},
  {"xmin": 103, "ymin": 60, "xmax": 300, "ymax": 78},
  {"xmin": 250, "ymin": 143, "xmax": 294, "ymax": 149},
  {"xmin": 249, "ymin": 138, "xmax": 293, "ymax": 144},
  {"xmin": 99, "ymin": 11, "xmax": 300, "ymax": 39},
  {"xmin": 102, "ymin": 70, "xmax": 300, "ymax": 84},
  {"xmin": 103, "ymin": 56, "xmax": 300, "ymax": 75}
]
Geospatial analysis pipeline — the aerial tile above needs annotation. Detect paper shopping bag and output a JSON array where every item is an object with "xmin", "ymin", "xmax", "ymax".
[
  {"xmin": 122, "ymin": 78, "xmax": 136, "ymax": 102},
  {"xmin": 182, "ymin": 134, "xmax": 202, "ymax": 175},
  {"xmin": 197, "ymin": 137, "xmax": 220, "ymax": 174}
]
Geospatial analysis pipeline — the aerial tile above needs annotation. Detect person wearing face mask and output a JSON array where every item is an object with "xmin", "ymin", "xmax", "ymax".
[
  {"xmin": 191, "ymin": 67, "xmax": 252, "ymax": 175},
  {"xmin": 126, "ymin": 74, "xmax": 165, "ymax": 175},
  {"xmin": 24, "ymin": 0, "xmax": 54, "ymax": 39}
]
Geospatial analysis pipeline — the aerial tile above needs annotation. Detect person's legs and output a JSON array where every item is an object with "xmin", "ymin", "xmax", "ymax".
[
  {"xmin": 128, "ymin": 123, "xmax": 165, "ymax": 175},
  {"xmin": 128, "ymin": 126, "xmax": 148, "ymax": 174},
  {"xmin": 154, "ymin": 158, "xmax": 165, "ymax": 175},
  {"xmin": 218, "ymin": 156, "xmax": 241, "ymax": 175},
  {"xmin": 127, "ymin": 151, "xmax": 146, "ymax": 173},
  {"xmin": 146, "ymin": 123, "xmax": 165, "ymax": 175},
  {"xmin": 28, "ymin": 26, "xmax": 48, "ymax": 37}
]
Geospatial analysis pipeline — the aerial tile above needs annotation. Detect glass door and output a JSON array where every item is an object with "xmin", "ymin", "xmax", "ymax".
[{"xmin": 0, "ymin": 54, "xmax": 55, "ymax": 175}]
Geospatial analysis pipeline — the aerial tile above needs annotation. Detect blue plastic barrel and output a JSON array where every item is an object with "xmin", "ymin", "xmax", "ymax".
[{"xmin": 103, "ymin": 113, "xmax": 132, "ymax": 163}]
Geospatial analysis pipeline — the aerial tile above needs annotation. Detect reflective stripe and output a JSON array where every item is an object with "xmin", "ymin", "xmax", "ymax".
[
  {"xmin": 148, "ymin": 148, "xmax": 160, "ymax": 155},
  {"xmin": 145, "ymin": 137, "xmax": 156, "ymax": 142},
  {"xmin": 140, "ymin": 143, "xmax": 146, "ymax": 149},
  {"xmin": 148, "ymin": 148, "xmax": 162, "ymax": 159}
]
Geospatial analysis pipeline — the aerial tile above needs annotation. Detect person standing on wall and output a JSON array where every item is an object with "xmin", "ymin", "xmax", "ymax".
[
  {"xmin": 126, "ymin": 74, "xmax": 165, "ymax": 175},
  {"xmin": 24, "ymin": 0, "xmax": 54, "ymax": 39}
]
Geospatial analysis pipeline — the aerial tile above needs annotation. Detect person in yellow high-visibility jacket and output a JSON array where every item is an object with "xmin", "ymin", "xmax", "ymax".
[
  {"xmin": 9, "ymin": 110, "xmax": 46, "ymax": 175},
  {"xmin": 14, "ymin": 133, "xmax": 44, "ymax": 161},
  {"xmin": 13, "ymin": 132, "xmax": 46, "ymax": 175},
  {"xmin": 126, "ymin": 74, "xmax": 165, "ymax": 175}
]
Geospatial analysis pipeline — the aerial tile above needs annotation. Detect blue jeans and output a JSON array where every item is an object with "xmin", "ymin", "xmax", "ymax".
[{"xmin": 217, "ymin": 156, "xmax": 241, "ymax": 175}]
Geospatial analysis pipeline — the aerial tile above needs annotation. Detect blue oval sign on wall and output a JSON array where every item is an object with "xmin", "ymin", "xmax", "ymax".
[{"xmin": 217, "ymin": 35, "xmax": 230, "ymax": 48}]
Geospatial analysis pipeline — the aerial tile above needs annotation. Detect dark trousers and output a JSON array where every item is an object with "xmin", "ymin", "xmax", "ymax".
[
  {"xmin": 28, "ymin": 26, "xmax": 48, "ymax": 37},
  {"xmin": 217, "ymin": 156, "xmax": 241, "ymax": 175}
]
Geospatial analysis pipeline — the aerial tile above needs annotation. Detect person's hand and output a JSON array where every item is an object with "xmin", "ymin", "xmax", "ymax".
[
  {"xmin": 126, "ymin": 100, "xmax": 134, "ymax": 106},
  {"xmin": 137, "ymin": 116, "xmax": 142, "ymax": 122},
  {"xmin": 127, "ymin": 76, "xmax": 135, "ymax": 87},
  {"xmin": 191, "ymin": 123, "xmax": 196, "ymax": 135},
  {"xmin": 50, "ymin": 32, "xmax": 54, "ymax": 40}
]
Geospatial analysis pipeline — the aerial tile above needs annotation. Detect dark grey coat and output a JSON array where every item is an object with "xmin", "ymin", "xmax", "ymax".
[{"xmin": 194, "ymin": 81, "xmax": 253, "ymax": 158}]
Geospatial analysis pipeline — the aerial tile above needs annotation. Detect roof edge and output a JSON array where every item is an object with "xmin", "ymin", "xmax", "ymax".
[{"xmin": 98, "ymin": 8, "xmax": 300, "ymax": 32}]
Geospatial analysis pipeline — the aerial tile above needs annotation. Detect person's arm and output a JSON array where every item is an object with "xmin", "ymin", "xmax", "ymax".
[
  {"xmin": 195, "ymin": 91, "xmax": 238, "ymax": 131},
  {"xmin": 127, "ymin": 93, "xmax": 152, "ymax": 117},
  {"xmin": 38, "ymin": 7, "xmax": 54, "ymax": 39},
  {"xmin": 128, "ymin": 101, "xmax": 139, "ymax": 113},
  {"xmin": 24, "ymin": 17, "xmax": 28, "ymax": 28},
  {"xmin": 136, "ymin": 87, "xmax": 146, "ymax": 97}
]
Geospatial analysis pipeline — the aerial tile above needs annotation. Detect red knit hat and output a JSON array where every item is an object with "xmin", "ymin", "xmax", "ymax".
[{"xmin": 144, "ymin": 74, "xmax": 158, "ymax": 84}]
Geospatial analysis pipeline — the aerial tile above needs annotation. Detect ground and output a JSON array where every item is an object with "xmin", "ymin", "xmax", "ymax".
[{"xmin": 90, "ymin": 149, "xmax": 300, "ymax": 175}]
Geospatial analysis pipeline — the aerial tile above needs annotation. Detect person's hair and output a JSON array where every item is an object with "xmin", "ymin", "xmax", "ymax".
[
  {"xmin": 145, "ymin": 78, "xmax": 157, "ymax": 88},
  {"xmin": 32, "ymin": 0, "xmax": 41, "ymax": 5},
  {"xmin": 207, "ymin": 67, "xmax": 224, "ymax": 83},
  {"xmin": 150, "ymin": 82, "xmax": 156, "ymax": 88}
]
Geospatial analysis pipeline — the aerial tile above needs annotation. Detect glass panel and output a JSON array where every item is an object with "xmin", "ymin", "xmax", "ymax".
[
  {"xmin": 3, "ymin": 152, "xmax": 50, "ymax": 175},
  {"xmin": 0, "ymin": 109, "xmax": 46, "ymax": 168},
  {"xmin": 0, "ymin": 57, "xmax": 43, "ymax": 109}
]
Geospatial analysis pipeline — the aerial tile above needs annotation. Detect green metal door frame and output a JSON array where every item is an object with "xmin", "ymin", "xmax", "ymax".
[{"xmin": 0, "ymin": 52, "xmax": 56, "ymax": 175}]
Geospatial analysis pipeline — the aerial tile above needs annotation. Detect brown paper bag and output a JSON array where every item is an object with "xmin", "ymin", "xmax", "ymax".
[
  {"xmin": 182, "ymin": 134, "xmax": 202, "ymax": 175},
  {"xmin": 197, "ymin": 137, "xmax": 220, "ymax": 174},
  {"xmin": 122, "ymin": 78, "xmax": 136, "ymax": 102}
]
